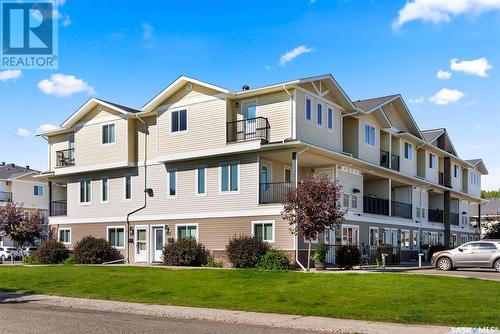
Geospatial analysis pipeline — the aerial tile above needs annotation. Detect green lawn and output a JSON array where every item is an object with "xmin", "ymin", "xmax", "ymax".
[{"xmin": 0, "ymin": 266, "xmax": 498, "ymax": 327}]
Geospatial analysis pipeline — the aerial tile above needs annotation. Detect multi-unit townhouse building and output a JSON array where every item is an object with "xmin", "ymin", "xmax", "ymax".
[
  {"xmin": 0, "ymin": 163, "xmax": 48, "ymax": 247},
  {"xmin": 38, "ymin": 74, "xmax": 488, "ymax": 265}
]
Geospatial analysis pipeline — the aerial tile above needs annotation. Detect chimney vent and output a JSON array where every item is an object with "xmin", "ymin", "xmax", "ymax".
[
  {"xmin": 26, "ymin": 165, "xmax": 30, "ymax": 170},
  {"xmin": 1, "ymin": 162, "xmax": 5, "ymax": 166},
  {"xmin": 242, "ymin": 85, "xmax": 250, "ymax": 91}
]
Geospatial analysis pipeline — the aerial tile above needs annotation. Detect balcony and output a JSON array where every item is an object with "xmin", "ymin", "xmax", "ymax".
[
  {"xmin": 363, "ymin": 196, "xmax": 389, "ymax": 216},
  {"xmin": 428, "ymin": 208, "xmax": 443, "ymax": 223},
  {"xmin": 50, "ymin": 200, "xmax": 67, "ymax": 216},
  {"xmin": 259, "ymin": 182, "xmax": 293, "ymax": 204},
  {"xmin": 0, "ymin": 191, "xmax": 12, "ymax": 202},
  {"xmin": 391, "ymin": 154, "xmax": 400, "ymax": 172},
  {"xmin": 380, "ymin": 150, "xmax": 389, "ymax": 168},
  {"xmin": 391, "ymin": 201, "xmax": 412, "ymax": 219},
  {"xmin": 56, "ymin": 148, "xmax": 75, "ymax": 167},
  {"xmin": 227, "ymin": 117, "xmax": 270, "ymax": 143}
]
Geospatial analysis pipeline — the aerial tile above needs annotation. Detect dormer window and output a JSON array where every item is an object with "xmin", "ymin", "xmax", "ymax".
[
  {"xmin": 171, "ymin": 109, "xmax": 187, "ymax": 133},
  {"xmin": 102, "ymin": 123, "xmax": 115, "ymax": 144}
]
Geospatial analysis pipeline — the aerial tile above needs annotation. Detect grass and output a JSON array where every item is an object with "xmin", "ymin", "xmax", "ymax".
[{"xmin": 0, "ymin": 266, "xmax": 498, "ymax": 327}]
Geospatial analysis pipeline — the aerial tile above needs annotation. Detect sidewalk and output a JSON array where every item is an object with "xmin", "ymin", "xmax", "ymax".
[{"xmin": 0, "ymin": 291, "xmax": 452, "ymax": 334}]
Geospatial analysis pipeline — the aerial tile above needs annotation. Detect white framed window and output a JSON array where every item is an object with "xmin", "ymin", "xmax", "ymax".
[
  {"xmin": 369, "ymin": 227, "xmax": 379, "ymax": 247},
  {"xmin": 404, "ymin": 142, "xmax": 413, "ymax": 160},
  {"xmin": 460, "ymin": 235, "xmax": 468, "ymax": 245},
  {"xmin": 124, "ymin": 175, "xmax": 132, "ymax": 200},
  {"xmin": 439, "ymin": 232, "xmax": 444, "ymax": 245},
  {"xmin": 412, "ymin": 230, "xmax": 417, "ymax": 247},
  {"xmin": 429, "ymin": 153, "xmax": 436, "ymax": 169},
  {"xmin": 416, "ymin": 207, "xmax": 420, "ymax": 218},
  {"xmin": 171, "ymin": 109, "xmax": 188, "ymax": 133},
  {"xmin": 303, "ymin": 232, "xmax": 318, "ymax": 244},
  {"xmin": 421, "ymin": 208, "xmax": 425, "ymax": 219},
  {"xmin": 33, "ymin": 185, "xmax": 43, "ymax": 196},
  {"xmin": 176, "ymin": 224, "xmax": 198, "ymax": 240},
  {"xmin": 305, "ymin": 97, "xmax": 312, "ymax": 122},
  {"xmin": 284, "ymin": 167, "xmax": 292, "ymax": 183},
  {"xmin": 79, "ymin": 180, "xmax": 91, "ymax": 204},
  {"xmin": 196, "ymin": 166, "xmax": 206, "ymax": 196},
  {"xmin": 316, "ymin": 103, "xmax": 323, "ymax": 127},
  {"xmin": 401, "ymin": 229, "xmax": 411, "ymax": 248},
  {"xmin": 59, "ymin": 228, "xmax": 71, "ymax": 244},
  {"xmin": 327, "ymin": 106, "xmax": 334, "ymax": 130},
  {"xmin": 252, "ymin": 221, "xmax": 275, "ymax": 243},
  {"xmin": 351, "ymin": 195, "xmax": 358, "ymax": 209},
  {"xmin": 341, "ymin": 225, "xmax": 359, "ymax": 245},
  {"xmin": 107, "ymin": 226, "xmax": 125, "ymax": 249},
  {"xmin": 101, "ymin": 177, "xmax": 109, "ymax": 203},
  {"xmin": 168, "ymin": 170, "xmax": 177, "ymax": 197},
  {"xmin": 364, "ymin": 124, "xmax": 375, "ymax": 146},
  {"xmin": 343, "ymin": 193, "xmax": 350, "ymax": 207},
  {"xmin": 451, "ymin": 234, "xmax": 458, "ymax": 247},
  {"xmin": 101, "ymin": 123, "xmax": 116, "ymax": 144},
  {"xmin": 220, "ymin": 162, "xmax": 239, "ymax": 193},
  {"xmin": 454, "ymin": 165, "xmax": 459, "ymax": 178},
  {"xmin": 429, "ymin": 232, "xmax": 438, "ymax": 246}
]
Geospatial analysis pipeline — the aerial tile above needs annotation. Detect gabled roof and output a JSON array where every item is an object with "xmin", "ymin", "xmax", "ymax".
[
  {"xmin": 465, "ymin": 159, "xmax": 489, "ymax": 174},
  {"xmin": 422, "ymin": 128, "xmax": 458, "ymax": 156},
  {"xmin": 353, "ymin": 94, "xmax": 399, "ymax": 113},
  {"xmin": 470, "ymin": 198, "xmax": 500, "ymax": 216},
  {"xmin": 0, "ymin": 163, "xmax": 40, "ymax": 180}
]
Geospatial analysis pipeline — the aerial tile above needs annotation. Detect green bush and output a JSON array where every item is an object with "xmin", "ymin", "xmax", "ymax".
[
  {"xmin": 63, "ymin": 253, "xmax": 75, "ymax": 265},
  {"xmin": 335, "ymin": 245, "xmax": 361, "ymax": 269},
  {"xmin": 204, "ymin": 254, "xmax": 223, "ymax": 268},
  {"xmin": 73, "ymin": 236, "xmax": 114, "ymax": 264},
  {"xmin": 22, "ymin": 255, "xmax": 38, "ymax": 264},
  {"xmin": 257, "ymin": 249, "xmax": 291, "ymax": 270},
  {"xmin": 34, "ymin": 239, "xmax": 69, "ymax": 264},
  {"xmin": 312, "ymin": 243, "xmax": 328, "ymax": 263},
  {"xmin": 226, "ymin": 235, "xmax": 269, "ymax": 268},
  {"xmin": 162, "ymin": 237, "xmax": 208, "ymax": 266}
]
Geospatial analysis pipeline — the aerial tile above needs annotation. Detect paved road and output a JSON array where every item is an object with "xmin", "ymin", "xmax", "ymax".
[
  {"xmin": 0, "ymin": 302, "xmax": 322, "ymax": 334},
  {"xmin": 404, "ymin": 267, "xmax": 499, "ymax": 281}
]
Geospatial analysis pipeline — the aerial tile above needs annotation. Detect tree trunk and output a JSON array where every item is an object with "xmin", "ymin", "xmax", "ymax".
[{"xmin": 307, "ymin": 240, "xmax": 311, "ymax": 271}]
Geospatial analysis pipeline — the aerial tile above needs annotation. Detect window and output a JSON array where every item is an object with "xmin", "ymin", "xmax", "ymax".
[
  {"xmin": 124, "ymin": 175, "xmax": 132, "ymax": 200},
  {"xmin": 404, "ymin": 142, "xmax": 413, "ymax": 160},
  {"xmin": 369, "ymin": 227, "xmax": 379, "ymax": 247},
  {"xmin": 101, "ymin": 177, "xmax": 109, "ymax": 202},
  {"xmin": 108, "ymin": 227, "xmax": 125, "ymax": 248},
  {"xmin": 412, "ymin": 230, "xmax": 417, "ymax": 247},
  {"xmin": 429, "ymin": 232, "xmax": 438, "ymax": 246},
  {"xmin": 450, "ymin": 234, "xmax": 458, "ymax": 247},
  {"xmin": 470, "ymin": 172, "xmax": 479, "ymax": 185},
  {"xmin": 59, "ymin": 228, "xmax": 71, "ymax": 244},
  {"xmin": 416, "ymin": 207, "xmax": 420, "ymax": 218},
  {"xmin": 462, "ymin": 215, "xmax": 468, "ymax": 226},
  {"xmin": 429, "ymin": 153, "xmax": 436, "ymax": 169},
  {"xmin": 253, "ymin": 221, "xmax": 274, "ymax": 242},
  {"xmin": 478, "ymin": 242, "xmax": 496, "ymax": 250},
  {"xmin": 439, "ymin": 232, "xmax": 444, "ymax": 245},
  {"xmin": 454, "ymin": 165, "xmax": 459, "ymax": 178},
  {"xmin": 33, "ymin": 185, "xmax": 43, "ymax": 196},
  {"xmin": 317, "ymin": 103, "xmax": 323, "ymax": 126},
  {"xmin": 460, "ymin": 235, "xmax": 468, "ymax": 245},
  {"xmin": 284, "ymin": 167, "xmax": 292, "ymax": 183},
  {"xmin": 364, "ymin": 124, "xmax": 375, "ymax": 146},
  {"xmin": 221, "ymin": 163, "xmax": 238, "ymax": 192},
  {"xmin": 305, "ymin": 97, "xmax": 312, "ymax": 121},
  {"xmin": 342, "ymin": 225, "xmax": 359, "ymax": 245},
  {"xmin": 196, "ymin": 167, "xmax": 206, "ymax": 195},
  {"xmin": 171, "ymin": 109, "xmax": 187, "ymax": 132},
  {"xmin": 79, "ymin": 180, "xmax": 91, "ymax": 203},
  {"xmin": 176, "ymin": 224, "xmax": 197, "ymax": 240},
  {"xmin": 401, "ymin": 230, "xmax": 411, "ymax": 248},
  {"xmin": 102, "ymin": 123, "xmax": 115, "ymax": 144},
  {"xmin": 351, "ymin": 195, "xmax": 358, "ymax": 209},
  {"xmin": 343, "ymin": 194, "xmax": 350, "ymax": 207},
  {"xmin": 421, "ymin": 208, "xmax": 425, "ymax": 219},
  {"xmin": 327, "ymin": 107, "xmax": 333, "ymax": 130},
  {"xmin": 168, "ymin": 170, "xmax": 177, "ymax": 197}
]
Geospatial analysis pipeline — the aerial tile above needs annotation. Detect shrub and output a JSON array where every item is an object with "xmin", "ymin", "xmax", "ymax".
[
  {"xmin": 335, "ymin": 244, "xmax": 360, "ymax": 269},
  {"xmin": 22, "ymin": 255, "xmax": 38, "ymax": 264},
  {"xmin": 204, "ymin": 254, "xmax": 223, "ymax": 268},
  {"xmin": 312, "ymin": 243, "xmax": 328, "ymax": 264},
  {"xmin": 226, "ymin": 235, "xmax": 269, "ymax": 268},
  {"xmin": 162, "ymin": 237, "xmax": 208, "ymax": 266},
  {"xmin": 34, "ymin": 239, "xmax": 69, "ymax": 264},
  {"xmin": 428, "ymin": 245, "xmax": 451, "ymax": 259},
  {"xmin": 73, "ymin": 236, "xmax": 114, "ymax": 264},
  {"xmin": 63, "ymin": 253, "xmax": 75, "ymax": 265},
  {"xmin": 257, "ymin": 249, "xmax": 291, "ymax": 270}
]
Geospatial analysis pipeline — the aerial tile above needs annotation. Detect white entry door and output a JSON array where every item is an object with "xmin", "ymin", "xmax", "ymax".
[
  {"xmin": 390, "ymin": 228, "xmax": 398, "ymax": 254},
  {"xmin": 152, "ymin": 226, "xmax": 164, "ymax": 263},
  {"xmin": 135, "ymin": 226, "xmax": 148, "ymax": 262}
]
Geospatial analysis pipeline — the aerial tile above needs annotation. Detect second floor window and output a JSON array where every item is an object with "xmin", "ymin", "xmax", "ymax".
[
  {"xmin": 429, "ymin": 153, "xmax": 436, "ymax": 169},
  {"xmin": 317, "ymin": 103, "xmax": 322, "ymax": 126},
  {"xmin": 33, "ymin": 185, "xmax": 43, "ymax": 196},
  {"xmin": 124, "ymin": 176, "xmax": 132, "ymax": 200},
  {"xmin": 327, "ymin": 107, "xmax": 333, "ymax": 130},
  {"xmin": 343, "ymin": 193, "xmax": 350, "ymax": 207},
  {"xmin": 351, "ymin": 195, "xmax": 358, "ymax": 209},
  {"xmin": 404, "ymin": 142, "xmax": 413, "ymax": 160},
  {"xmin": 80, "ymin": 180, "xmax": 91, "ymax": 203},
  {"xmin": 102, "ymin": 177, "xmax": 109, "ymax": 202},
  {"xmin": 168, "ymin": 170, "xmax": 177, "ymax": 196},
  {"xmin": 364, "ymin": 124, "xmax": 375, "ymax": 146},
  {"xmin": 221, "ymin": 163, "xmax": 238, "ymax": 192},
  {"xmin": 454, "ymin": 165, "xmax": 459, "ymax": 178},
  {"xmin": 171, "ymin": 109, "xmax": 187, "ymax": 132},
  {"xmin": 284, "ymin": 168, "xmax": 292, "ymax": 183},
  {"xmin": 197, "ymin": 166, "xmax": 206, "ymax": 195},
  {"xmin": 102, "ymin": 123, "xmax": 115, "ymax": 144},
  {"xmin": 305, "ymin": 97, "xmax": 312, "ymax": 121}
]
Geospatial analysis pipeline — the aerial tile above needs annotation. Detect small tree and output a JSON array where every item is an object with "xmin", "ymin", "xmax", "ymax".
[
  {"xmin": 282, "ymin": 175, "xmax": 345, "ymax": 270},
  {"xmin": 483, "ymin": 219, "xmax": 500, "ymax": 239}
]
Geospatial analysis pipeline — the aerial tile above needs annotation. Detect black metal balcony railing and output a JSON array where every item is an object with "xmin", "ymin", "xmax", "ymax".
[
  {"xmin": 391, "ymin": 200, "xmax": 412, "ymax": 219},
  {"xmin": 0, "ymin": 191, "xmax": 12, "ymax": 202},
  {"xmin": 450, "ymin": 212, "xmax": 459, "ymax": 226},
  {"xmin": 56, "ymin": 148, "xmax": 75, "ymax": 167},
  {"xmin": 227, "ymin": 117, "xmax": 270, "ymax": 143},
  {"xmin": 363, "ymin": 196, "xmax": 389, "ymax": 216},
  {"xmin": 438, "ymin": 172, "xmax": 444, "ymax": 186},
  {"xmin": 259, "ymin": 182, "xmax": 293, "ymax": 204},
  {"xmin": 380, "ymin": 150, "xmax": 389, "ymax": 168},
  {"xmin": 391, "ymin": 154, "xmax": 400, "ymax": 171},
  {"xmin": 428, "ymin": 208, "xmax": 443, "ymax": 223},
  {"xmin": 50, "ymin": 200, "xmax": 67, "ymax": 216}
]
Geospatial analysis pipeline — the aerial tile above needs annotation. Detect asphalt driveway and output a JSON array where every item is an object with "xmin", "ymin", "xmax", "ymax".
[{"xmin": 403, "ymin": 267, "xmax": 499, "ymax": 281}]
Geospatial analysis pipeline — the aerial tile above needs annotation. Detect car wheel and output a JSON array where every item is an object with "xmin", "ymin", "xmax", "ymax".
[
  {"xmin": 437, "ymin": 257, "xmax": 453, "ymax": 271},
  {"xmin": 494, "ymin": 259, "xmax": 500, "ymax": 273}
]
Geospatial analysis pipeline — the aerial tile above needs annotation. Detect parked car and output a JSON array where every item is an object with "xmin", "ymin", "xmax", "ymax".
[
  {"xmin": 21, "ymin": 246, "xmax": 38, "ymax": 257},
  {"xmin": 0, "ymin": 247, "xmax": 21, "ymax": 261},
  {"xmin": 431, "ymin": 240, "xmax": 500, "ymax": 272}
]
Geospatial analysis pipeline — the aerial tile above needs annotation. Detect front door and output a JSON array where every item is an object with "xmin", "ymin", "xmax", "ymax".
[
  {"xmin": 135, "ymin": 226, "xmax": 148, "ymax": 262},
  {"xmin": 325, "ymin": 228, "xmax": 335, "ymax": 264},
  {"xmin": 260, "ymin": 163, "xmax": 272, "ymax": 203},
  {"xmin": 242, "ymin": 100, "xmax": 257, "ymax": 139},
  {"xmin": 152, "ymin": 226, "xmax": 164, "ymax": 263},
  {"xmin": 390, "ymin": 228, "xmax": 398, "ymax": 254}
]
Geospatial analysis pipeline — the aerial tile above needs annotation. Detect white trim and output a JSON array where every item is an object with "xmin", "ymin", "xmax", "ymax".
[
  {"xmin": 101, "ymin": 177, "xmax": 109, "ymax": 203},
  {"xmin": 167, "ymin": 169, "xmax": 178, "ymax": 198},
  {"xmin": 219, "ymin": 161, "xmax": 240, "ymax": 195},
  {"xmin": 294, "ymin": 86, "xmax": 343, "ymax": 110},
  {"xmin": 304, "ymin": 95, "xmax": 313, "ymax": 123},
  {"xmin": 175, "ymin": 223, "xmax": 199, "ymax": 241},
  {"xmin": 33, "ymin": 185, "xmax": 44, "ymax": 197},
  {"xmin": 101, "ymin": 122, "xmax": 117, "ymax": 146},
  {"xmin": 155, "ymin": 93, "xmax": 227, "ymax": 113},
  {"xmin": 195, "ymin": 165, "xmax": 207, "ymax": 197},
  {"xmin": 78, "ymin": 179, "xmax": 92, "ymax": 206},
  {"xmin": 341, "ymin": 224, "xmax": 360, "ymax": 245},
  {"xmin": 54, "ymin": 161, "xmax": 135, "ymax": 176},
  {"xmin": 404, "ymin": 141, "xmax": 414, "ymax": 161},
  {"xmin": 73, "ymin": 114, "xmax": 125, "ymax": 129},
  {"xmin": 106, "ymin": 225, "xmax": 126, "ymax": 249},
  {"xmin": 150, "ymin": 224, "xmax": 166, "ymax": 262},
  {"xmin": 123, "ymin": 175, "xmax": 133, "ymax": 202},
  {"xmin": 363, "ymin": 122, "xmax": 376, "ymax": 147},
  {"xmin": 240, "ymin": 98, "xmax": 259, "ymax": 119},
  {"xmin": 134, "ymin": 225, "xmax": 149, "ymax": 263},
  {"xmin": 251, "ymin": 220, "xmax": 275, "ymax": 243},
  {"xmin": 58, "ymin": 228, "xmax": 71, "ymax": 245},
  {"xmin": 368, "ymin": 226, "xmax": 379, "ymax": 247},
  {"xmin": 326, "ymin": 105, "xmax": 334, "ymax": 132},
  {"xmin": 316, "ymin": 101, "xmax": 324, "ymax": 128},
  {"xmin": 169, "ymin": 108, "xmax": 189, "ymax": 135},
  {"xmin": 157, "ymin": 141, "xmax": 261, "ymax": 163}
]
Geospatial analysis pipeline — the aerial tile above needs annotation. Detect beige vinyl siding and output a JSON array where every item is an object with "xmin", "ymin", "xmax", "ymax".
[
  {"xmin": 468, "ymin": 168, "xmax": 481, "ymax": 198},
  {"xmin": 451, "ymin": 160, "xmax": 462, "ymax": 191},
  {"xmin": 127, "ymin": 119, "xmax": 137, "ymax": 163},
  {"xmin": 295, "ymin": 89, "xmax": 343, "ymax": 153},
  {"xmin": 137, "ymin": 115, "xmax": 157, "ymax": 162},
  {"xmin": 425, "ymin": 150, "xmax": 439, "ymax": 184},
  {"xmin": 336, "ymin": 166, "xmax": 363, "ymax": 212},
  {"xmin": 357, "ymin": 113, "xmax": 380, "ymax": 165},
  {"xmin": 399, "ymin": 139, "xmax": 416, "ymax": 176},
  {"xmin": 11, "ymin": 177, "xmax": 49, "ymax": 210},
  {"xmin": 412, "ymin": 187, "xmax": 428, "ymax": 222},
  {"xmin": 49, "ymin": 134, "xmax": 70, "ymax": 171}
]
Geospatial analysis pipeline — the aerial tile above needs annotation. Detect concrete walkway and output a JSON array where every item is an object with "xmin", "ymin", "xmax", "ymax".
[{"xmin": 0, "ymin": 292, "xmax": 452, "ymax": 334}]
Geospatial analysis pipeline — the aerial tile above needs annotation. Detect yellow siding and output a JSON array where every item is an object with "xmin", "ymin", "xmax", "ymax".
[{"xmin": 357, "ymin": 113, "xmax": 381, "ymax": 165}]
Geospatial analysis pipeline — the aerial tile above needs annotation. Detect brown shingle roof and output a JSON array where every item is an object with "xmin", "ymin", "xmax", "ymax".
[
  {"xmin": 470, "ymin": 198, "xmax": 500, "ymax": 217},
  {"xmin": 0, "ymin": 163, "xmax": 39, "ymax": 180},
  {"xmin": 353, "ymin": 94, "xmax": 399, "ymax": 112}
]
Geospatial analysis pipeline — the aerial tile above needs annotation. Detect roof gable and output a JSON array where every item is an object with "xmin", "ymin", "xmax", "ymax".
[
  {"xmin": 465, "ymin": 159, "xmax": 489, "ymax": 174},
  {"xmin": 422, "ymin": 128, "xmax": 458, "ymax": 156}
]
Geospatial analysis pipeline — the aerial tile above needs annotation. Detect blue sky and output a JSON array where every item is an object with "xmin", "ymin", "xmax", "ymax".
[{"xmin": 0, "ymin": 0, "xmax": 499, "ymax": 189}]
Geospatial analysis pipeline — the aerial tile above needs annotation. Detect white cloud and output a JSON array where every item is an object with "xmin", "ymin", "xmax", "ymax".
[
  {"xmin": 409, "ymin": 97, "xmax": 425, "ymax": 104},
  {"xmin": 450, "ymin": 57, "xmax": 492, "ymax": 77},
  {"xmin": 36, "ymin": 124, "xmax": 58, "ymax": 134},
  {"xmin": 279, "ymin": 45, "xmax": 313, "ymax": 66},
  {"xmin": 62, "ymin": 14, "xmax": 71, "ymax": 27},
  {"xmin": 393, "ymin": 0, "xmax": 500, "ymax": 29},
  {"xmin": 37, "ymin": 73, "xmax": 95, "ymax": 97},
  {"xmin": 436, "ymin": 70, "xmax": 452, "ymax": 80},
  {"xmin": 0, "ymin": 70, "xmax": 22, "ymax": 82},
  {"xmin": 429, "ymin": 88, "xmax": 464, "ymax": 105},
  {"xmin": 16, "ymin": 128, "xmax": 32, "ymax": 137},
  {"xmin": 142, "ymin": 23, "xmax": 154, "ymax": 39}
]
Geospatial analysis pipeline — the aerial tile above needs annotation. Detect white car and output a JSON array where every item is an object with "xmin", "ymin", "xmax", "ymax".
[
  {"xmin": 22, "ymin": 246, "xmax": 38, "ymax": 257},
  {"xmin": 0, "ymin": 247, "xmax": 21, "ymax": 261}
]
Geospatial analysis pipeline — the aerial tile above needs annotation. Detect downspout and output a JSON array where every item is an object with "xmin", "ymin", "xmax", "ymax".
[
  {"xmin": 283, "ymin": 85, "xmax": 294, "ymax": 140},
  {"xmin": 294, "ymin": 146, "xmax": 309, "ymax": 271}
]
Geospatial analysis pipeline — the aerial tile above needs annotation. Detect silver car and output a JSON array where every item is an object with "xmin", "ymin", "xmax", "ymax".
[{"xmin": 431, "ymin": 240, "xmax": 500, "ymax": 272}]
